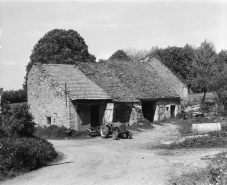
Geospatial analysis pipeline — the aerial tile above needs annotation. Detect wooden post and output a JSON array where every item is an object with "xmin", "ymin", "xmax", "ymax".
[
  {"xmin": 65, "ymin": 83, "xmax": 67, "ymax": 108},
  {"xmin": 103, "ymin": 103, "xmax": 114, "ymax": 123}
]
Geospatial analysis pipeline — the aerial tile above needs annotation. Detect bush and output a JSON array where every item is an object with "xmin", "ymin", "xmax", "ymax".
[
  {"xmin": 10, "ymin": 103, "xmax": 36, "ymax": 137},
  {"xmin": 0, "ymin": 137, "xmax": 57, "ymax": 180},
  {"xmin": 201, "ymin": 101, "xmax": 216, "ymax": 113},
  {"xmin": 0, "ymin": 102, "xmax": 58, "ymax": 181},
  {"xmin": 176, "ymin": 112, "xmax": 186, "ymax": 119},
  {"xmin": 0, "ymin": 102, "xmax": 36, "ymax": 137}
]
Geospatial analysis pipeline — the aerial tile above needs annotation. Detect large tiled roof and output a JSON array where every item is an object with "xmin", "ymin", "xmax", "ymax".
[
  {"xmin": 41, "ymin": 64, "xmax": 112, "ymax": 100},
  {"xmin": 76, "ymin": 60, "xmax": 179, "ymax": 102}
]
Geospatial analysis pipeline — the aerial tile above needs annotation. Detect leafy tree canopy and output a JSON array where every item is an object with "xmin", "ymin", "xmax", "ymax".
[
  {"xmin": 109, "ymin": 50, "xmax": 131, "ymax": 61},
  {"xmin": 148, "ymin": 45, "xmax": 194, "ymax": 85},
  {"xmin": 218, "ymin": 50, "xmax": 227, "ymax": 64},
  {"xmin": 123, "ymin": 47, "xmax": 153, "ymax": 61},
  {"xmin": 189, "ymin": 40, "xmax": 222, "ymax": 103},
  {"xmin": 24, "ymin": 29, "xmax": 96, "ymax": 90},
  {"xmin": 1, "ymin": 89, "xmax": 27, "ymax": 104}
]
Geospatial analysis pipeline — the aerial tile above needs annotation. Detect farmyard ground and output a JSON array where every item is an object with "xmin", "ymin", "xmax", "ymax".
[{"xmin": 0, "ymin": 123, "xmax": 222, "ymax": 185}]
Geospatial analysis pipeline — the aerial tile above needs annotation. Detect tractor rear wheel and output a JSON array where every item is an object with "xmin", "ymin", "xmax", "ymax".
[
  {"xmin": 126, "ymin": 131, "xmax": 132, "ymax": 139},
  {"xmin": 112, "ymin": 131, "xmax": 119, "ymax": 140},
  {"xmin": 100, "ymin": 125, "xmax": 109, "ymax": 138}
]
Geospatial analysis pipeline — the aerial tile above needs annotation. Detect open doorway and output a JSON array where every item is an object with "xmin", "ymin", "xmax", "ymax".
[
  {"xmin": 170, "ymin": 105, "xmax": 175, "ymax": 117},
  {"xmin": 142, "ymin": 102, "xmax": 156, "ymax": 122},
  {"xmin": 90, "ymin": 105, "xmax": 100, "ymax": 127}
]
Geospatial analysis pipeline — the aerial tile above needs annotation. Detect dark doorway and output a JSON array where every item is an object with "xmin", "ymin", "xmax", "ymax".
[
  {"xmin": 142, "ymin": 102, "xmax": 156, "ymax": 122},
  {"xmin": 115, "ymin": 104, "xmax": 131, "ymax": 123},
  {"xmin": 77, "ymin": 105, "xmax": 90, "ymax": 126},
  {"xmin": 170, "ymin": 105, "xmax": 175, "ymax": 117},
  {"xmin": 90, "ymin": 105, "xmax": 100, "ymax": 127}
]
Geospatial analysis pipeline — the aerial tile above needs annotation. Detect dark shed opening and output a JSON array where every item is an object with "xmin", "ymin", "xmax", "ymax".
[
  {"xmin": 90, "ymin": 105, "xmax": 100, "ymax": 127},
  {"xmin": 142, "ymin": 102, "xmax": 156, "ymax": 122}
]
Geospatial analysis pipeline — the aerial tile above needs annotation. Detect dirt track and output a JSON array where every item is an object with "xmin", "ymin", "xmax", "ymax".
[{"xmin": 1, "ymin": 124, "xmax": 222, "ymax": 185}]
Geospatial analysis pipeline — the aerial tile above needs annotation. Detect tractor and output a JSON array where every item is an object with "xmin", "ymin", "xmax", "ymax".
[{"xmin": 87, "ymin": 122, "xmax": 132, "ymax": 140}]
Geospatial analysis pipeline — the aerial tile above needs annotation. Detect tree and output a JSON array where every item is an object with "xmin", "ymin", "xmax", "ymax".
[
  {"xmin": 218, "ymin": 50, "xmax": 227, "ymax": 64},
  {"xmin": 109, "ymin": 50, "xmax": 131, "ymax": 61},
  {"xmin": 1, "ymin": 89, "xmax": 27, "ymax": 103},
  {"xmin": 209, "ymin": 60, "xmax": 227, "ymax": 114},
  {"xmin": 148, "ymin": 45, "xmax": 194, "ymax": 85},
  {"xmin": 190, "ymin": 40, "xmax": 218, "ymax": 103},
  {"xmin": 123, "ymin": 47, "xmax": 153, "ymax": 61},
  {"xmin": 24, "ymin": 29, "xmax": 96, "ymax": 90},
  {"xmin": 0, "ymin": 100, "xmax": 11, "ymax": 136}
]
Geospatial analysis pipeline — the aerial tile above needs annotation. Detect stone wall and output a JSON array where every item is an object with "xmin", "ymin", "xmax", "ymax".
[
  {"xmin": 27, "ymin": 64, "xmax": 71, "ymax": 128},
  {"xmin": 148, "ymin": 57, "xmax": 188, "ymax": 101},
  {"xmin": 154, "ymin": 99, "xmax": 180, "ymax": 121},
  {"xmin": 129, "ymin": 103, "xmax": 144, "ymax": 125}
]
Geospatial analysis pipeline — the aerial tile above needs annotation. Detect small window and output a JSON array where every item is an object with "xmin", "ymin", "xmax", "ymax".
[
  {"xmin": 166, "ymin": 107, "xmax": 169, "ymax": 111},
  {"xmin": 46, "ymin": 117, "xmax": 51, "ymax": 125}
]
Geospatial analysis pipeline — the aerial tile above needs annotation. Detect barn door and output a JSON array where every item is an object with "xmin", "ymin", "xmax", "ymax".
[{"xmin": 115, "ymin": 104, "xmax": 131, "ymax": 123}]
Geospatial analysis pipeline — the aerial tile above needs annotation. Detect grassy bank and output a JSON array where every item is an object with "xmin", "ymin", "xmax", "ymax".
[{"xmin": 172, "ymin": 151, "xmax": 227, "ymax": 185}]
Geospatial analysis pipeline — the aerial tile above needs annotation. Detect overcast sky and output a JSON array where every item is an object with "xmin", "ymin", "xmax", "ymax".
[{"xmin": 0, "ymin": 0, "xmax": 227, "ymax": 90}]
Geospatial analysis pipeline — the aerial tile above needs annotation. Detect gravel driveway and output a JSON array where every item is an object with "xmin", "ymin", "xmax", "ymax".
[{"xmin": 1, "ymin": 124, "xmax": 221, "ymax": 185}]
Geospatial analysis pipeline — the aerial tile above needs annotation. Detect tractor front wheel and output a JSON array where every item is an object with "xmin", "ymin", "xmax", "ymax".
[
  {"xmin": 112, "ymin": 131, "xmax": 119, "ymax": 140},
  {"xmin": 100, "ymin": 125, "xmax": 109, "ymax": 138}
]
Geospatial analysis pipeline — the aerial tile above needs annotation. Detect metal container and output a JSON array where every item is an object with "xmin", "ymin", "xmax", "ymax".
[{"xmin": 192, "ymin": 123, "xmax": 221, "ymax": 135}]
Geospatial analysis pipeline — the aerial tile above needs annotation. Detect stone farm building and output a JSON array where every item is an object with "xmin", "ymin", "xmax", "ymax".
[{"xmin": 28, "ymin": 57, "xmax": 188, "ymax": 131}]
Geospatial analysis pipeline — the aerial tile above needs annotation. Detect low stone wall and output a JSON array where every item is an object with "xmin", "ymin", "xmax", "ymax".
[{"xmin": 129, "ymin": 103, "xmax": 144, "ymax": 125}]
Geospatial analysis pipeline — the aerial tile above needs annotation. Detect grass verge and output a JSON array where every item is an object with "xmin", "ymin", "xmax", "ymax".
[
  {"xmin": 172, "ymin": 151, "xmax": 227, "ymax": 185},
  {"xmin": 157, "ymin": 131, "xmax": 227, "ymax": 150}
]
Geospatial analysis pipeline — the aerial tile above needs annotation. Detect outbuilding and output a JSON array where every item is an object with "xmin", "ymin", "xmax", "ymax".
[{"xmin": 27, "ymin": 58, "xmax": 185, "ymax": 131}]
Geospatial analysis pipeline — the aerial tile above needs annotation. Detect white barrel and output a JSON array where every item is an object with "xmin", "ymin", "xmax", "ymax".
[{"xmin": 192, "ymin": 123, "xmax": 221, "ymax": 135}]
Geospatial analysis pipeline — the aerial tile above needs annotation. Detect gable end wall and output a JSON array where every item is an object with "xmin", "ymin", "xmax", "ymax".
[{"xmin": 27, "ymin": 65, "xmax": 71, "ymax": 128}]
